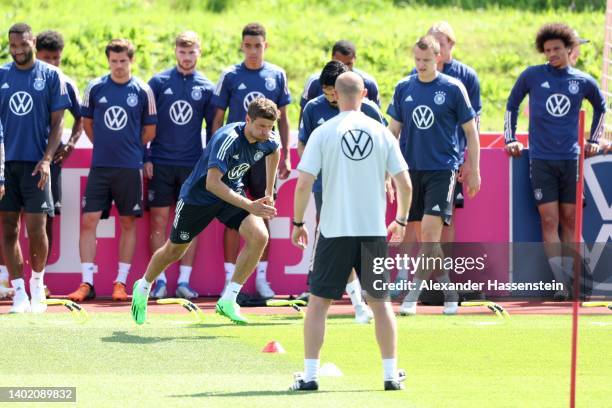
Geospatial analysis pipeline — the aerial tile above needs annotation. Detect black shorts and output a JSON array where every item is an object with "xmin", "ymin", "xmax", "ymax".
[
  {"xmin": 82, "ymin": 167, "xmax": 143, "ymax": 217},
  {"xmin": 530, "ymin": 159, "xmax": 577, "ymax": 205},
  {"xmin": 313, "ymin": 191, "xmax": 323, "ymax": 221},
  {"xmin": 408, "ymin": 170, "xmax": 456, "ymax": 226},
  {"xmin": 147, "ymin": 164, "xmax": 193, "ymax": 208},
  {"xmin": 244, "ymin": 159, "xmax": 277, "ymax": 199},
  {"xmin": 0, "ymin": 161, "xmax": 54, "ymax": 216},
  {"xmin": 453, "ymin": 181, "xmax": 464, "ymax": 209},
  {"xmin": 170, "ymin": 198, "xmax": 249, "ymax": 243},
  {"xmin": 50, "ymin": 162, "xmax": 62, "ymax": 215},
  {"xmin": 310, "ymin": 234, "xmax": 389, "ymax": 300}
]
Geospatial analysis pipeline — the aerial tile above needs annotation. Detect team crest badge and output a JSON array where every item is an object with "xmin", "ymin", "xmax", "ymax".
[
  {"xmin": 126, "ymin": 93, "xmax": 138, "ymax": 107},
  {"xmin": 568, "ymin": 81, "xmax": 579, "ymax": 95},
  {"xmin": 434, "ymin": 91, "xmax": 446, "ymax": 105},
  {"xmin": 534, "ymin": 189, "xmax": 543, "ymax": 201},
  {"xmin": 254, "ymin": 151, "xmax": 264, "ymax": 162},
  {"xmin": 179, "ymin": 231, "xmax": 190, "ymax": 241},
  {"xmin": 33, "ymin": 78, "xmax": 45, "ymax": 91},
  {"xmin": 265, "ymin": 76, "xmax": 276, "ymax": 91},
  {"xmin": 148, "ymin": 190, "xmax": 155, "ymax": 202},
  {"xmin": 191, "ymin": 87, "xmax": 202, "ymax": 100}
]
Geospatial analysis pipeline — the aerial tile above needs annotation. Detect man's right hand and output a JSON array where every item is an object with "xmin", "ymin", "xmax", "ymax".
[
  {"xmin": 144, "ymin": 162, "xmax": 153, "ymax": 179},
  {"xmin": 504, "ymin": 141, "xmax": 524, "ymax": 158},
  {"xmin": 248, "ymin": 196, "xmax": 277, "ymax": 219}
]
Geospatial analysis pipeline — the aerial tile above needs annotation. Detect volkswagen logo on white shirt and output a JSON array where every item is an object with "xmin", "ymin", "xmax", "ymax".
[
  {"xmin": 228, "ymin": 163, "xmax": 251, "ymax": 180},
  {"xmin": 9, "ymin": 92, "xmax": 33, "ymax": 116},
  {"xmin": 104, "ymin": 106, "xmax": 128, "ymax": 130},
  {"xmin": 545, "ymin": 94, "xmax": 571, "ymax": 117},
  {"xmin": 412, "ymin": 105, "xmax": 435, "ymax": 129},
  {"xmin": 169, "ymin": 100, "xmax": 193, "ymax": 125},
  {"xmin": 341, "ymin": 129, "xmax": 373, "ymax": 161}
]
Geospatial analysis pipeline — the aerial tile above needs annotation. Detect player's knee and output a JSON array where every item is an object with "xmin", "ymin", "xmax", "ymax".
[
  {"xmin": 149, "ymin": 212, "xmax": 167, "ymax": 232},
  {"xmin": 249, "ymin": 225, "xmax": 269, "ymax": 247},
  {"xmin": 560, "ymin": 212, "xmax": 575, "ymax": 229},
  {"xmin": 80, "ymin": 214, "xmax": 99, "ymax": 231},
  {"xmin": 540, "ymin": 213, "xmax": 559, "ymax": 232},
  {"xmin": 2, "ymin": 225, "xmax": 19, "ymax": 243}
]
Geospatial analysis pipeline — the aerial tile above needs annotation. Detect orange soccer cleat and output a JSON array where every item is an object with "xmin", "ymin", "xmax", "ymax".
[
  {"xmin": 112, "ymin": 282, "xmax": 128, "ymax": 301},
  {"xmin": 67, "ymin": 283, "xmax": 96, "ymax": 302}
]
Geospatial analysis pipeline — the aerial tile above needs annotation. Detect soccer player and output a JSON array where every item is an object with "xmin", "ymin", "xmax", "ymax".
[
  {"xmin": 0, "ymin": 23, "xmax": 70, "ymax": 313},
  {"xmin": 298, "ymin": 60, "xmax": 387, "ymax": 324},
  {"xmin": 387, "ymin": 35, "xmax": 481, "ymax": 315},
  {"xmin": 504, "ymin": 23, "xmax": 605, "ymax": 300},
  {"xmin": 35, "ymin": 30, "xmax": 84, "ymax": 271},
  {"xmin": 212, "ymin": 23, "xmax": 291, "ymax": 298},
  {"xmin": 300, "ymin": 40, "xmax": 380, "ymax": 118},
  {"xmin": 132, "ymin": 97, "xmax": 280, "ymax": 325},
  {"xmin": 290, "ymin": 72, "xmax": 412, "ymax": 391},
  {"xmin": 393, "ymin": 21, "xmax": 482, "ymax": 296},
  {"xmin": 68, "ymin": 39, "xmax": 157, "ymax": 302},
  {"xmin": 145, "ymin": 31, "xmax": 216, "ymax": 300}
]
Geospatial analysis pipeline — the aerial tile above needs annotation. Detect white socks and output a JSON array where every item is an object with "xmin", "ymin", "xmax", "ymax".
[
  {"xmin": 136, "ymin": 278, "xmax": 152, "ymax": 297},
  {"xmin": 220, "ymin": 281, "xmax": 242, "ymax": 302},
  {"xmin": 116, "ymin": 262, "xmax": 130, "ymax": 284},
  {"xmin": 224, "ymin": 263, "xmax": 235, "ymax": 284},
  {"xmin": 30, "ymin": 269, "xmax": 45, "ymax": 288},
  {"xmin": 346, "ymin": 278, "xmax": 364, "ymax": 306},
  {"xmin": 178, "ymin": 265, "xmax": 192, "ymax": 284},
  {"xmin": 256, "ymin": 261, "xmax": 268, "ymax": 280},
  {"xmin": 383, "ymin": 358, "xmax": 397, "ymax": 381},
  {"xmin": 11, "ymin": 278, "xmax": 27, "ymax": 298},
  {"xmin": 81, "ymin": 263, "xmax": 95, "ymax": 285},
  {"xmin": 304, "ymin": 359, "xmax": 320, "ymax": 382}
]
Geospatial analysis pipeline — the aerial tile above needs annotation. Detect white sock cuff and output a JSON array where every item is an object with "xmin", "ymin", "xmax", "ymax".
[{"xmin": 118, "ymin": 262, "xmax": 131, "ymax": 274}]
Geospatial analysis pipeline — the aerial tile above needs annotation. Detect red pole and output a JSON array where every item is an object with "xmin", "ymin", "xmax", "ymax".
[{"xmin": 569, "ymin": 110, "xmax": 585, "ymax": 408}]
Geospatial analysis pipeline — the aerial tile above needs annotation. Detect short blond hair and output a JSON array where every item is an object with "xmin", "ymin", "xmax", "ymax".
[
  {"xmin": 428, "ymin": 21, "xmax": 456, "ymax": 44},
  {"xmin": 175, "ymin": 31, "xmax": 200, "ymax": 48},
  {"xmin": 414, "ymin": 35, "xmax": 440, "ymax": 56}
]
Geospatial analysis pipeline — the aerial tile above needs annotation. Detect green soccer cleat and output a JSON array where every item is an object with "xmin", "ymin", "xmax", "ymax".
[
  {"xmin": 215, "ymin": 299, "xmax": 248, "ymax": 325},
  {"xmin": 131, "ymin": 280, "xmax": 149, "ymax": 325}
]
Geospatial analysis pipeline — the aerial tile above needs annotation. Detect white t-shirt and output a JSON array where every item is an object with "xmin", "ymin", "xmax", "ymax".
[{"xmin": 298, "ymin": 110, "xmax": 408, "ymax": 237}]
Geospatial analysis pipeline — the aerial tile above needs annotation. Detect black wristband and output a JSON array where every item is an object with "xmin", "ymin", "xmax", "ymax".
[
  {"xmin": 292, "ymin": 220, "xmax": 305, "ymax": 227},
  {"xmin": 395, "ymin": 218, "xmax": 407, "ymax": 227}
]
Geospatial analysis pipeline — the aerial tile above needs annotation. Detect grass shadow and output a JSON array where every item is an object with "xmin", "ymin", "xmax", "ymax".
[
  {"xmin": 100, "ymin": 330, "xmax": 223, "ymax": 344},
  {"xmin": 170, "ymin": 389, "xmax": 379, "ymax": 398}
]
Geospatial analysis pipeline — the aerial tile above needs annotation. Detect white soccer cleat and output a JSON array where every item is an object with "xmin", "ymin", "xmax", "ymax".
[
  {"xmin": 29, "ymin": 279, "xmax": 47, "ymax": 313},
  {"xmin": 354, "ymin": 303, "xmax": 373, "ymax": 324},
  {"xmin": 443, "ymin": 301, "xmax": 459, "ymax": 315},
  {"xmin": 150, "ymin": 280, "xmax": 167, "ymax": 299},
  {"xmin": 175, "ymin": 282, "xmax": 199, "ymax": 299},
  {"xmin": 9, "ymin": 290, "xmax": 31, "ymax": 313},
  {"xmin": 399, "ymin": 301, "xmax": 417, "ymax": 316},
  {"xmin": 256, "ymin": 278, "xmax": 275, "ymax": 299}
]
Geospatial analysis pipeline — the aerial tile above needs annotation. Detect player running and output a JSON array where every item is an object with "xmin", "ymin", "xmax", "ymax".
[{"xmin": 132, "ymin": 97, "xmax": 280, "ymax": 325}]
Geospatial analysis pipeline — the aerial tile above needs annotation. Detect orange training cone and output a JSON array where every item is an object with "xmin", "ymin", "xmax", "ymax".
[{"xmin": 262, "ymin": 341, "xmax": 286, "ymax": 353}]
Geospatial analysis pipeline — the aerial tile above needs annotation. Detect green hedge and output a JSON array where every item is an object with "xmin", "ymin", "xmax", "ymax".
[{"xmin": 0, "ymin": 0, "xmax": 606, "ymax": 131}]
